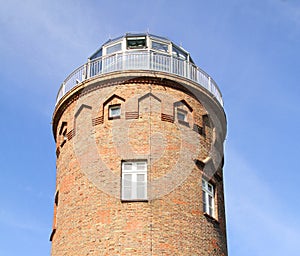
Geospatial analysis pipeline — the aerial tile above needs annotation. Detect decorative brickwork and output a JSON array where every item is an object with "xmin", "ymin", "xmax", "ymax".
[
  {"xmin": 161, "ymin": 113, "xmax": 174, "ymax": 123},
  {"xmin": 92, "ymin": 116, "xmax": 104, "ymax": 126},
  {"xmin": 66, "ymin": 129, "xmax": 75, "ymax": 140},
  {"xmin": 125, "ymin": 111, "xmax": 139, "ymax": 119}
]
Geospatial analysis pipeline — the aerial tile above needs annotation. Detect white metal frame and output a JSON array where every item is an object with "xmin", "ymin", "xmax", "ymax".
[
  {"xmin": 202, "ymin": 179, "xmax": 215, "ymax": 217},
  {"xmin": 122, "ymin": 161, "xmax": 147, "ymax": 201},
  {"xmin": 108, "ymin": 104, "xmax": 121, "ymax": 118}
]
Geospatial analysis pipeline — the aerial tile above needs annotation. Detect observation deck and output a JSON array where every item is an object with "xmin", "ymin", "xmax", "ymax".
[{"xmin": 56, "ymin": 33, "xmax": 223, "ymax": 106}]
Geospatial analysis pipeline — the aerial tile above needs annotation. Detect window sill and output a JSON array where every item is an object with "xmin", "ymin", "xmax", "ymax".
[
  {"xmin": 108, "ymin": 116, "xmax": 121, "ymax": 120},
  {"xmin": 204, "ymin": 212, "xmax": 219, "ymax": 224},
  {"xmin": 178, "ymin": 120, "xmax": 190, "ymax": 127},
  {"xmin": 121, "ymin": 199, "xmax": 148, "ymax": 203}
]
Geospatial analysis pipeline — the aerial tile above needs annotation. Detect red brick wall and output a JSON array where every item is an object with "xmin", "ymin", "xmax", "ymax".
[{"xmin": 51, "ymin": 74, "xmax": 227, "ymax": 255}]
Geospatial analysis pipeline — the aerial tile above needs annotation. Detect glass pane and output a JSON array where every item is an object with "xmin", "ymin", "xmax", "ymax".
[
  {"xmin": 123, "ymin": 174, "xmax": 132, "ymax": 199},
  {"xmin": 127, "ymin": 37, "xmax": 146, "ymax": 49},
  {"xmin": 172, "ymin": 46, "xmax": 187, "ymax": 60},
  {"xmin": 123, "ymin": 187, "xmax": 131, "ymax": 199},
  {"xmin": 137, "ymin": 186, "xmax": 145, "ymax": 199},
  {"xmin": 152, "ymin": 41, "xmax": 168, "ymax": 52},
  {"xmin": 137, "ymin": 173, "xmax": 145, "ymax": 182},
  {"xmin": 202, "ymin": 190, "xmax": 207, "ymax": 212},
  {"xmin": 208, "ymin": 184, "xmax": 213, "ymax": 193},
  {"xmin": 137, "ymin": 174, "xmax": 146, "ymax": 199},
  {"xmin": 111, "ymin": 108, "xmax": 120, "ymax": 116},
  {"xmin": 109, "ymin": 106, "xmax": 121, "ymax": 117},
  {"xmin": 208, "ymin": 195, "xmax": 213, "ymax": 207},
  {"xmin": 177, "ymin": 111, "xmax": 186, "ymax": 121},
  {"xmin": 123, "ymin": 163, "xmax": 132, "ymax": 171},
  {"xmin": 136, "ymin": 162, "xmax": 146, "ymax": 170},
  {"xmin": 90, "ymin": 48, "xmax": 102, "ymax": 60},
  {"xmin": 106, "ymin": 43, "xmax": 122, "ymax": 55},
  {"xmin": 124, "ymin": 174, "xmax": 132, "ymax": 186},
  {"xmin": 209, "ymin": 207, "xmax": 213, "ymax": 216}
]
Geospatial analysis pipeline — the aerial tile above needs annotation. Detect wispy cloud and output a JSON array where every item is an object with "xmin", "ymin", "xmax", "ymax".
[
  {"xmin": 225, "ymin": 146, "xmax": 300, "ymax": 255},
  {"xmin": 0, "ymin": 208, "xmax": 46, "ymax": 233}
]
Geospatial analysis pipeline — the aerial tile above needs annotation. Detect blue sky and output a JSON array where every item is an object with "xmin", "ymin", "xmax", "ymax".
[{"xmin": 0, "ymin": 0, "xmax": 300, "ymax": 255}]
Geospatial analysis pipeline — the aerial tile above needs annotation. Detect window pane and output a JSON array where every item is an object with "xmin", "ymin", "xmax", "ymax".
[
  {"xmin": 208, "ymin": 195, "xmax": 213, "ymax": 207},
  {"xmin": 172, "ymin": 46, "xmax": 187, "ymax": 60},
  {"xmin": 202, "ymin": 190, "xmax": 207, "ymax": 212},
  {"xmin": 137, "ymin": 173, "xmax": 145, "ymax": 182},
  {"xmin": 124, "ymin": 174, "xmax": 132, "ymax": 186},
  {"xmin": 106, "ymin": 43, "xmax": 122, "ymax": 55},
  {"xmin": 177, "ymin": 111, "xmax": 186, "ymax": 121},
  {"xmin": 111, "ymin": 108, "xmax": 120, "ymax": 116},
  {"xmin": 127, "ymin": 37, "xmax": 146, "ymax": 49},
  {"xmin": 123, "ymin": 163, "xmax": 132, "ymax": 171},
  {"xmin": 209, "ymin": 207, "xmax": 213, "ymax": 216},
  {"xmin": 137, "ymin": 174, "xmax": 146, "ymax": 199},
  {"xmin": 136, "ymin": 162, "xmax": 146, "ymax": 170},
  {"xmin": 152, "ymin": 41, "xmax": 168, "ymax": 52},
  {"xmin": 109, "ymin": 105, "xmax": 121, "ymax": 117},
  {"xmin": 123, "ymin": 174, "xmax": 132, "ymax": 199},
  {"xmin": 208, "ymin": 184, "xmax": 213, "ymax": 193},
  {"xmin": 90, "ymin": 48, "xmax": 102, "ymax": 60}
]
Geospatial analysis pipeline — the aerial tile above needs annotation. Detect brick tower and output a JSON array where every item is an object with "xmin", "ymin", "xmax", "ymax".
[{"xmin": 50, "ymin": 33, "xmax": 227, "ymax": 255}]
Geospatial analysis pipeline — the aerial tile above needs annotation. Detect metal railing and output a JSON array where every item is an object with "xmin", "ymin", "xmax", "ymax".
[{"xmin": 56, "ymin": 50, "xmax": 223, "ymax": 106}]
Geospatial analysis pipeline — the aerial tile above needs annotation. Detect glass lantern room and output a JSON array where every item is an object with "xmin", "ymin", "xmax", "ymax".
[{"xmin": 56, "ymin": 33, "xmax": 223, "ymax": 107}]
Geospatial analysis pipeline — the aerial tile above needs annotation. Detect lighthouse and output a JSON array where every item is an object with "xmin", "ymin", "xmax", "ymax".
[{"xmin": 50, "ymin": 33, "xmax": 227, "ymax": 255}]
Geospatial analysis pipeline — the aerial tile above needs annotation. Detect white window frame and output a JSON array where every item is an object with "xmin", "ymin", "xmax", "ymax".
[
  {"xmin": 122, "ymin": 161, "xmax": 147, "ymax": 201},
  {"xmin": 109, "ymin": 104, "xmax": 121, "ymax": 118},
  {"xmin": 202, "ymin": 179, "xmax": 215, "ymax": 217},
  {"xmin": 126, "ymin": 36, "xmax": 147, "ymax": 49}
]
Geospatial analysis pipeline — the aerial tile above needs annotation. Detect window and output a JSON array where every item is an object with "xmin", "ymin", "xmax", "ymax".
[
  {"xmin": 90, "ymin": 48, "xmax": 102, "ymax": 60},
  {"xmin": 50, "ymin": 190, "xmax": 59, "ymax": 242},
  {"xmin": 106, "ymin": 43, "xmax": 122, "ymax": 55},
  {"xmin": 55, "ymin": 190, "xmax": 59, "ymax": 206},
  {"xmin": 127, "ymin": 37, "xmax": 146, "ymax": 49},
  {"xmin": 152, "ymin": 41, "xmax": 169, "ymax": 53},
  {"xmin": 202, "ymin": 179, "xmax": 215, "ymax": 217},
  {"xmin": 60, "ymin": 129, "xmax": 67, "ymax": 147},
  {"xmin": 59, "ymin": 122, "xmax": 68, "ymax": 148},
  {"xmin": 172, "ymin": 45, "xmax": 187, "ymax": 60},
  {"xmin": 122, "ymin": 161, "xmax": 147, "ymax": 201},
  {"xmin": 109, "ymin": 104, "xmax": 121, "ymax": 119},
  {"xmin": 177, "ymin": 109, "xmax": 187, "ymax": 122}
]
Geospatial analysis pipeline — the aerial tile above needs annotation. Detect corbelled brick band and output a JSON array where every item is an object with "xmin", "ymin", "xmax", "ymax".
[{"xmin": 51, "ymin": 70, "xmax": 227, "ymax": 255}]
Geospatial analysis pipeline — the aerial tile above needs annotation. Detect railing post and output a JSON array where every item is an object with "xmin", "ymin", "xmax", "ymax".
[
  {"xmin": 208, "ymin": 76, "xmax": 212, "ymax": 92},
  {"xmin": 82, "ymin": 64, "xmax": 86, "ymax": 81},
  {"xmin": 55, "ymin": 50, "xmax": 223, "ymax": 107},
  {"xmin": 62, "ymin": 82, "xmax": 66, "ymax": 95},
  {"xmin": 86, "ymin": 59, "xmax": 91, "ymax": 79},
  {"xmin": 148, "ymin": 50, "xmax": 151, "ymax": 70}
]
